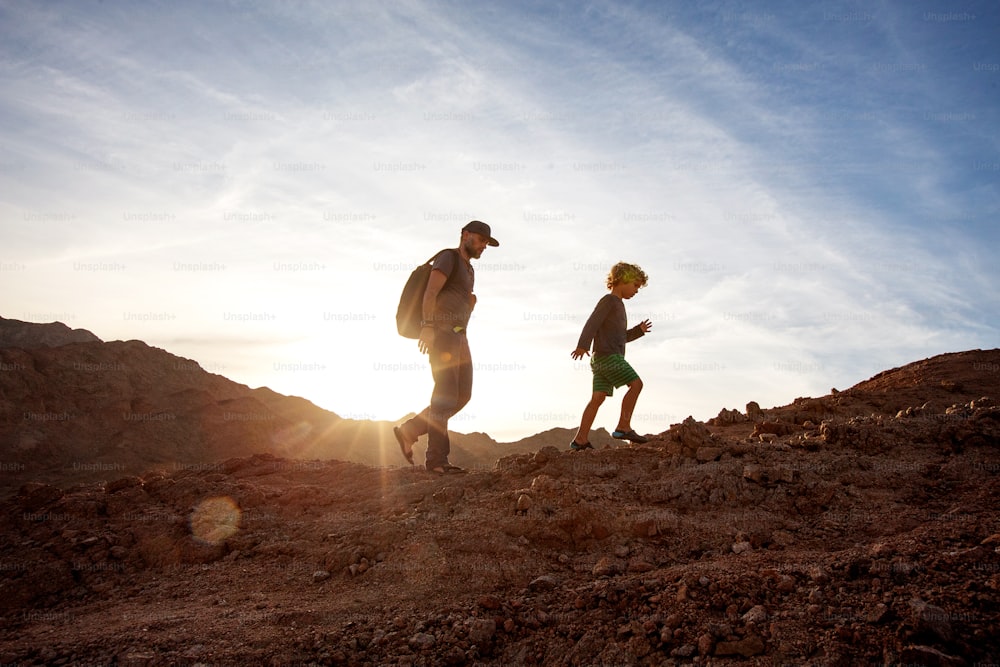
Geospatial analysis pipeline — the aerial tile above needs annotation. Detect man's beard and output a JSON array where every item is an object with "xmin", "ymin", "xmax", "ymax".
[{"xmin": 464, "ymin": 241, "xmax": 483, "ymax": 259}]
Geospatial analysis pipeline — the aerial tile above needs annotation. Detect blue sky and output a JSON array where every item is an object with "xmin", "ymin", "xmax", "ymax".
[{"xmin": 1, "ymin": 0, "xmax": 997, "ymax": 442}]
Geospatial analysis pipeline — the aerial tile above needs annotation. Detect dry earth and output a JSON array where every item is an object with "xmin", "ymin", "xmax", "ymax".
[{"xmin": 1, "ymin": 324, "xmax": 999, "ymax": 666}]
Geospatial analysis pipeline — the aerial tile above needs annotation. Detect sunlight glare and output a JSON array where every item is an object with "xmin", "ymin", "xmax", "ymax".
[{"xmin": 190, "ymin": 496, "xmax": 241, "ymax": 545}]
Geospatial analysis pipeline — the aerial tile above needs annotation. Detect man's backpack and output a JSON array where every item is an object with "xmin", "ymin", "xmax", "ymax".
[{"xmin": 395, "ymin": 249, "xmax": 456, "ymax": 339}]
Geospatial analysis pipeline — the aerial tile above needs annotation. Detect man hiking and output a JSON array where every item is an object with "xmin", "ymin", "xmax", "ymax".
[{"xmin": 394, "ymin": 220, "xmax": 499, "ymax": 474}]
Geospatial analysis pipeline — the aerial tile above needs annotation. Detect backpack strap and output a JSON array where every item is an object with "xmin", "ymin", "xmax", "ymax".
[{"xmin": 425, "ymin": 248, "xmax": 456, "ymax": 265}]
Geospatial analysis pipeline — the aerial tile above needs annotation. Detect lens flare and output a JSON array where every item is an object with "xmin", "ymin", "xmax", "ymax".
[{"xmin": 189, "ymin": 496, "xmax": 241, "ymax": 545}]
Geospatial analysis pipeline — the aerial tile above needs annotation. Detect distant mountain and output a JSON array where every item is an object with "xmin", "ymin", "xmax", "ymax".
[
  {"xmin": 0, "ymin": 337, "xmax": 294, "ymax": 488},
  {"xmin": 0, "ymin": 316, "xmax": 101, "ymax": 348},
  {"xmin": 0, "ymin": 318, "xmax": 583, "ymax": 488}
]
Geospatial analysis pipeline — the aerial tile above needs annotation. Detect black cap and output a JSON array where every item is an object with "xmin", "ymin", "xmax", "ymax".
[{"xmin": 462, "ymin": 220, "xmax": 499, "ymax": 247}]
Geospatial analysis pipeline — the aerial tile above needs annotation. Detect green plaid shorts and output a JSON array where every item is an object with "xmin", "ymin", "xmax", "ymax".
[{"xmin": 590, "ymin": 354, "xmax": 639, "ymax": 396}]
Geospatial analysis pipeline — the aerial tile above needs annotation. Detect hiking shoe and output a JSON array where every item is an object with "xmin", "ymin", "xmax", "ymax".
[
  {"xmin": 612, "ymin": 429, "xmax": 648, "ymax": 444},
  {"xmin": 570, "ymin": 441, "xmax": 593, "ymax": 451},
  {"xmin": 428, "ymin": 463, "xmax": 466, "ymax": 475},
  {"xmin": 393, "ymin": 426, "xmax": 414, "ymax": 465}
]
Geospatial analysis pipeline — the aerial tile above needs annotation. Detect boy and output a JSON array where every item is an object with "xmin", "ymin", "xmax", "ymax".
[{"xmin": 570, "ymin": 262, "xmax": 652, "ymax": 450}]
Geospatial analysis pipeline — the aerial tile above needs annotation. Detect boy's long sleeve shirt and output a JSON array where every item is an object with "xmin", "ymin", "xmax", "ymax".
[{"xmin": 576, "ymin": 294, "xmax": 645, "ymax": 357}]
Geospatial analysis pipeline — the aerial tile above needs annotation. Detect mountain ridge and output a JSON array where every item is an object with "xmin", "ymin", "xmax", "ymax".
[
  {"xmin": 2, "ymin": 317, "xmax": 997, "ymax": 491},
  {"xmin": 0, "ymin": 318, "xmax": 617, "ymax": 487}
]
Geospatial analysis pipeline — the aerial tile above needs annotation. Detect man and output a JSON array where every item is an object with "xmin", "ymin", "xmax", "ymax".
[{"xmin": 394, "ymin": 220, "xmax": 499, "ymax": 474}]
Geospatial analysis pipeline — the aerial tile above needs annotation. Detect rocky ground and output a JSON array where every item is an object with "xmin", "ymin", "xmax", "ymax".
[{"xmin": 1, "ymin": 349, "xmax": 999, "ymax": 665}]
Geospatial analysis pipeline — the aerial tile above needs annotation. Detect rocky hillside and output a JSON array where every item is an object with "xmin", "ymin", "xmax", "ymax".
[
  {"xmin": 0, "ymin": 320, "xmax": 576, "ymax": 490},
  {"xmin": 0, "ymin": 346, "xmax": 997, "ymax": 665}
]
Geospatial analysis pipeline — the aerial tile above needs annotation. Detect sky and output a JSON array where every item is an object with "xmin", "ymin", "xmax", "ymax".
[{"xmin": 1, "ymin": 0, "xmax": 998, "ymax": 443}]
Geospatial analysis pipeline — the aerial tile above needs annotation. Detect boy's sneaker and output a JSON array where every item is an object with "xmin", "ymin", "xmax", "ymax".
[
  {"xmin": 612, "ymin": 429, "xmax": 648, "ymax": 444},
  {"xmin": 570, "ymin": 441, "xmax": 593, "ymax": 451}
]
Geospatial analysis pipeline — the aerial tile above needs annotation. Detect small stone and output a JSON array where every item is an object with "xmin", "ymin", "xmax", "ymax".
[
  {"xmin": 910, "ymin": 598, "xmax": 954, "ymax": 643},
  {"xmin": 503, "ymin": 618, "xmax": 516, "ymax": 633},
  {"xmin": 408, "ymin": 632, "xmax": 435, "ymax": 650},
  {"xmin": 105, "ymin": 476, "xmax": 143, "ymax": 494},
  {"xmin": 697, "ymin": 632, "xmax": 714, "ymax": 656},
  {"xmin": 696, "ymin": 446, "xmax": 722, "ymax": 462},
  {"xmin": 775, "ymin": 466, "xmax": 796, "ymax": 483},
  {"xmin": 865, "ymin": 603, "xmax": 889, "ymax": 624},
  {"xmin": 776, "ymin": 575, "xmax": 796, "ymax": 593},
  {"xmin": 592, "ymin": 556, "xmax": 621, "ymax": 577},
  {"xmin": 627, "ymin": 558, "xmax": 654, "ymax": 573},
  {"xmin": 732, "ymin": 541, "xmax": 752, "ymax": 555},
  {"xmin": 980, "ymin": 533, "xmax": 1000, "ymax": 547},
  {"xmin": 742, "ymin": 605, "xmax": 768, "ymax": 624},
  {"xmin": 671, "ymin": 644, "xmax": 696, "ymax": 658},
  {"xmin": 467, "ymin": 618, "xmax": 496, "ymax": 644},
  {"xmin": 528, "ymin": 575, "xmax": 559, "ymax": 591},
  {"xmin": 312, "ymin": 570, "xmax": 331, "ymax": 583},
  {"xmin": 515, "ymin": 494, "xmax": 532, "ymax": 514},
  {"xmin": 807, "ymin": 565, "xmax": 830, "ymax": 584},
  {"xmin": 478, "ymin": 595, "xmax": 502, "ymax": 611}
]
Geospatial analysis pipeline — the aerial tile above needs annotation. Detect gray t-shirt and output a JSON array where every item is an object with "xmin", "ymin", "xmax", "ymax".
[
  {"xmin": 430, "ymin": 249, "xmax": 474, "ymax": 330},
  {"xmin": 576, "ymin": 293, "xmax": 645, "ymax": 357}
]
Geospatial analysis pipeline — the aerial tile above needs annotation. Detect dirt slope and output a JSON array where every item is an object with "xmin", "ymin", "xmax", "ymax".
[{"xmin": 1, "ymin": 350, "xmax": 998, "ymax": 665}]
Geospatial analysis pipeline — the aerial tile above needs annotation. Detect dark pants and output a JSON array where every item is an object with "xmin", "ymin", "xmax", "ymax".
[{"xmin": 403, "ymin": 329, "xmax": 473, "ymax": 468}]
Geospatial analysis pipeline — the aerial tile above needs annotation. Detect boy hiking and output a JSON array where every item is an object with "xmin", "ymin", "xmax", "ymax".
[{"xmin": 570, "ymin": 262, "xmax": 652, "ymax": 450}]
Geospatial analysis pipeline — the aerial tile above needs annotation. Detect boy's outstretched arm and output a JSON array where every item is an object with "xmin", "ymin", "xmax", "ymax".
[{"xmin": 626, "ymin": 319, "xmax": 653, "ymax": 342}]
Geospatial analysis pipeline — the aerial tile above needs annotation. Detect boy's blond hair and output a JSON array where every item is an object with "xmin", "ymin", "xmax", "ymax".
[{"xmin": 606, "ymin": 262, "xmax": 648, "ymax": 290}]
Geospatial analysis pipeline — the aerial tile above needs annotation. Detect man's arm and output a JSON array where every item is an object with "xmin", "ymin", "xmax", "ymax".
[
  {"xmin": 418, "ymin": 269, "xmax": 448, "ymax": 354},
  {"xmin": 422, "ymin": 269, "xmax": 447, "ymax": 323}
]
